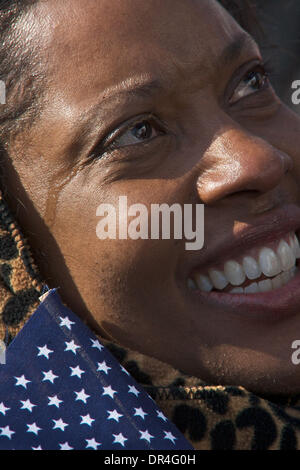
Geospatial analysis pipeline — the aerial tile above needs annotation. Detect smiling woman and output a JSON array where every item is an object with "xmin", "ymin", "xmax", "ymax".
[{"xmin": 1, "ymin": 0, "xmax": 300, "ymax": 451}]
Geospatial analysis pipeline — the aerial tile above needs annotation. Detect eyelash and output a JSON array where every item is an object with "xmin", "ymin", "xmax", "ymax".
[
  {"xmin": 92, "ymin": 60, "xmax": 275, "ymax": 159},
  {"xmin": 229, "ymin": 60, "xmax": 274, "ymax": 104},
  {"xmin": 93, "ymin": 115, "xmax": 166, "ymax": 158},
  {"xmin": 260, "ymin": 59, "xmax": 275, "ymax": 79}
]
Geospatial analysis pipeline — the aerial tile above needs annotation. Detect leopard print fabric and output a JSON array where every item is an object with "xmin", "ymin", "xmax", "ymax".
[
  {"xmin": 1, "ymin": 189, "xmax": 300, "ymax": 450},
  {"xmin": 103, "ymin": 339, "xmax": 300, "ymax": 450},
  {"xmin": 0, "ymin": 191, "xmax": 44, "ymax": 344}
]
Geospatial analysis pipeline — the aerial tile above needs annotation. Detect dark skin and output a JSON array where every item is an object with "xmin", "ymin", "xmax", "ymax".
[{"xmin": 3, "ymin": 0, "xmax": 300, "ymax": 395}]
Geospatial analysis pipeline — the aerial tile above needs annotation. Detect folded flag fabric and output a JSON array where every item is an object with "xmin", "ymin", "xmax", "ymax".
[{"xmin": 0, "ymin": 289, "xmax": 193, "ymax": 450}]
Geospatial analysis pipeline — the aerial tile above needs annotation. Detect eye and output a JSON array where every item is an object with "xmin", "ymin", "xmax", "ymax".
[
  {"xmin": 104, "ymin": 118, "xmax": 164, "ymax": 151},
  {"xmin": 230, "ymin": 65, "xmax": 269, "ymax": 104}
]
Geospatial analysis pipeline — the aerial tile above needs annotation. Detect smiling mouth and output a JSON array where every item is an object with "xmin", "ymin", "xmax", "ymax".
[{"xmin": 188, "ymin": 232, "xmax": 300, "ymax": 295}]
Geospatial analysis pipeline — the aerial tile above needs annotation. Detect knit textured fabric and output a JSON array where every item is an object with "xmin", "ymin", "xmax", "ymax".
[{"xmin": 1, "ymin": 189, "xmax": 300, "ymax": 450}]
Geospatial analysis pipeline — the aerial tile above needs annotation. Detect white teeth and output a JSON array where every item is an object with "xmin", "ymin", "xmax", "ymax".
[
  {"xmin": 272, "ymin": 274, "xmax": 283, "ymax": 290},
  {"xmin": 208, "ymin": 269, "xmax": 228, "ymax": 290},
  {"xmin": 243, "ymin": 256, "xmax": 261, "ymax": 280},
  {"xmin": 230, "ymin": 287, "xmax": 244, "ymax": 294},
  {"xmin": 224, "ymin": 260, "xmax": 245, "ymax": 286},
  {"xmin": 289, "ymin": 235, "xmax": 297, "ymax": 258},
  {"xmin": 258, "ymin": 279, "xmax": 273, "ymax": 292},
  {"xmin": 290, "ymin": 234, "xmax": 300, "ymax": 259},
  {"xmin": 194, "ymin": 273, "xmax": 213, "ymax": 292},
  {"xmin": 258, "ymin": 247, "xmax": 281, "ymax": 277},
  {"xmin": 296, "ymin": 235, "xmax": 300, "ymax": 259},
  {"xmin": 191, "ymin": 233, "xmax": 299, "ymax": 294},
  {"xmin": 244, "ymin": 282, "xmax": 259, "ymax": 294},
  {"xmin": 227, "ymin": 268, "xmax": 297, "ymax": 295},
  {"xmin": 281, "ymin": 271, "xmax": 290, "ymax": 284},
  {"xmin": 291, "ymin": 265, "xmax": 297, "ymax": 276},
  {"xmin": 277, "ymin": 240, "xmax": 295, "ymax": 271}
]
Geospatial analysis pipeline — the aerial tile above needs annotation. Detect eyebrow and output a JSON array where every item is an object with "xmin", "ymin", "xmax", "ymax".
[
  {"xmin": 219, "ymin": 33, "xmax": 259, "ymax": 69},
  {"xmin": 93, "ymin": 77, "xmax": 163, "ymax": 109},
  {"xmin": 78, "ymin": 77, "xmax": 163, "ymax": 128},
  {"xmin": 81, "ymin": 33, "xmax": 260, "ymax": 125}
]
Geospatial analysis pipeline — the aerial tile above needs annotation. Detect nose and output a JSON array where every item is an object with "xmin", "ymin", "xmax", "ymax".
[{"xmin": 197, "ymin": 128, "xmax": 293, "ymax": 204}]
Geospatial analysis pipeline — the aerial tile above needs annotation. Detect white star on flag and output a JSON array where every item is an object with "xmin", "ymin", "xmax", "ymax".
[
  {"xmin": 42, "ymin": 370, "xmax": 58, "ymax": 384},
  {"xmin": 113, "ymin": 433, "xmax": 128, "ymax": 447},
  {"xmin": 97, "ymin": 361, "xmax": 111, "ymax": 375},
  {"xmin": 59, "ymin": 442, "xmax": 73, "ymax": 450},
  {"xmin": 15, "ymin": 375, "xmax": 31, "ymax": 389},
  {"xmin": 157, "ymin": 410, "xmax": 168, "ymax": 422},
  {"xmin": 70, "ymin": 365, "xmax": 85, "ymax": 378},
  {"xmin": 0, "ymin": 402, "xmax": 10, "ymax": 416},
  {"xmin": 20, "ymin": 399, "xmax": 36, "ymax": 412},
  {"xmin": 48, "ymin": 395, "xmax": 63, "ymax": 408},
  {"xmin": 32, "ymin": 445, "xmax": 42, "ymax": 450},
  {"xmin": 64, "ymin": 340, "xmax": 80, "ymax": 355},
  {"xmin": 74, "ymin": 389, "xmax": 90, "ymax": 404},
  {"xmin": 139, "ymin": 429, "xmax": 154, "ymax": 443},
  {"xmin": 37, "ymin": 344, "xmax": 53, "ymax": 359},
  {"xmin": 164, "ymin": 431, "xmax": 177, "ymax": 444},
  {"xmin": 102, "ymin": 385, "xmax": 117, "ymax": 399},
  {"xmin": 0, "ymin": 426, "xmax": 15, "ymax": 440},
  {"xmin": 53, "ymin": 418, "xmax": 68, "ymax": 431},
  {"xmin": 59, "ymin": 316, "xmax": 75, "ymax": 330},
  {"xmin": 86, "ymin": 438, "xmax": 101, "ymax": 450},
  {"xmin": 80, "ymin": 414, "xmax": 95, "ymax": 427},
  {"xmin": 107, "ymin": 409, "xmax": 123, "ymax": 422},
  {"xmin": 27, "ymin": 423, "xmax": 42, "ymax": 435},
  {"xmin": 128, "ymin": 385, "xmax": 140, "ymax": 397},
  {"xmin": 134, "ymin": 407, "xmax": 147, "ymax": 420},
  {"xmin": 90, "ymin": 338, "xmax": 104, "ymax": 351}
]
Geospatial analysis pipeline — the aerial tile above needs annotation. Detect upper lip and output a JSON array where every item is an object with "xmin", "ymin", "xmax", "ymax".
[{"xmin": 184, "ymin": 203, "xmax": 300, "ymax": 278}]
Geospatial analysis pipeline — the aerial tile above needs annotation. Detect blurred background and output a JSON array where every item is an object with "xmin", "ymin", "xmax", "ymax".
[{"xmin": 255, "ymin": 0, "xmax": 300, "ymax": 115}]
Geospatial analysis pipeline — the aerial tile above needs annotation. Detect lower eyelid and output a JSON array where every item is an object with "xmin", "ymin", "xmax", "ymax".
[
  {"xmin": 112, "ymin": 131, "xmax": 164, "ymax": 150},
  {"xmin": 229, "ymin": 91, "xmax": 279, "ymax": 117},
  {"xmin": 230, "ymin": 78, "xmax": 271, "ymax": 105}
]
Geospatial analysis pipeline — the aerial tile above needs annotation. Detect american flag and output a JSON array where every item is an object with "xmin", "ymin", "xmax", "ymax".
[{"xmin": 0, "ymin": 289, "xmax": 193, "ymax": 450}]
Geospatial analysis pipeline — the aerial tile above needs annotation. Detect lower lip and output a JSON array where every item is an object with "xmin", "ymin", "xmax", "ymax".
[{"xmin": 190, "ymin": 266, "xmax": 300, "ymax": 320}]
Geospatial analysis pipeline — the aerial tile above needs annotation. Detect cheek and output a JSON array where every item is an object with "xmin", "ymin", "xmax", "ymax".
[
  {"xmin": 282, "ymin": 111, "xmax": 300, "ymax": 180},
  {"xmin": 2, "ymin": 148, "xmax": 52, "ymax": 221},
  {"xmin": 243, "ymin": 106, "xmax": 300, "ymax": 177},
  {"xmin": 50, "ymin": 174, "xmax": 181, "ymax": 301}
]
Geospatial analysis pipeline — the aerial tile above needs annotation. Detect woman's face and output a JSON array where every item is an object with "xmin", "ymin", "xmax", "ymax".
[{"xmin": 5, "ymin": 0, "xmax": 300, "ymax": 394}]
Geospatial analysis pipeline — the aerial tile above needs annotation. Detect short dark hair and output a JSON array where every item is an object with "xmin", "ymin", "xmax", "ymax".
[
  {"xmin": 0, "ymin": 0, "xmax": 258, "ymax": 150},
  {"xmin": 219, "ymin": 0, "xmax": 258, "ymax": 36}
]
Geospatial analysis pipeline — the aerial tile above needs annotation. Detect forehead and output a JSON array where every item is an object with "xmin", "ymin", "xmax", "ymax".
[{"xmin": 36, "ymin": 0, "xmax": 248, "ymax": 103}]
